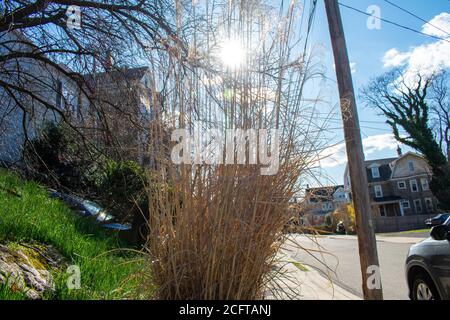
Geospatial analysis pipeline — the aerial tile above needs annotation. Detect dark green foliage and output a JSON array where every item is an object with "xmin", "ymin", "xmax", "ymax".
[
  {"xmin": 24, "ymin": 122, "xmax": 70, "ymax": 169},
  {"xmin": 97, "ymin": 160, "xmax": 147, "ymax": 223},
  {"xmin": 23, "ymin": 121, "xmax": 90, "ymax": 191},
  {"xmin": 22, "ymin": 122, "xmax": 149, "ymax": 224},
  {"xmin": 22, "ymin": 121, "xmax": 156, "ymax": 244}
]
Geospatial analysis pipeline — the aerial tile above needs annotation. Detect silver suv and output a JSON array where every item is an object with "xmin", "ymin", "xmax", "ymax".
[{"xmin": 405, "ymin": 217, "xmax": 450, "ymax": 300}]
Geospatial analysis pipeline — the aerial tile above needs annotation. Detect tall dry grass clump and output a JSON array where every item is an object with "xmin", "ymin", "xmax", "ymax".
[
  {"xmin": 141, "ymin": 0, "xmax": 328, "ymax": 299},
  {"xmin": 147, "ymin": 161, "xmax": 306, "ymax": 299}
]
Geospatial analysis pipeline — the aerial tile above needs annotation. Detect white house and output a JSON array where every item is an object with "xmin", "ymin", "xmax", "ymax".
[{"xmin": 0, "ymin": 30, "xmax": 156, "ymax": 166}]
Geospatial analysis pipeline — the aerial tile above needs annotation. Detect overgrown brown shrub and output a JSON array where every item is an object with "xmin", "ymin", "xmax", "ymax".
[
  {"xmin": 140, "ymin": 0, "xmax": 328, "ymax": 299},
  {"xmin": 146, "ymin": 162, "xmax": 304, "ymax": 299}
]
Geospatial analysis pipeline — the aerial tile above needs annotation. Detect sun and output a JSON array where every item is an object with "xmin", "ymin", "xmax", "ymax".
[{"xmin": 218, "ymin": 38, "xmax": 246, "ymax": 70}]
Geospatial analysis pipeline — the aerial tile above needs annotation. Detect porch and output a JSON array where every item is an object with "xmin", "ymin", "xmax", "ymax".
[{"xmin": 372, "ymin": 196, "xmax": 403, "ymax": 217}]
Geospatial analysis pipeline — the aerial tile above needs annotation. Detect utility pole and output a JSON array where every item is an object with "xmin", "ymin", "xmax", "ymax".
[{"xmin": 324, "ymin": 0, "xmax": 383, "ymax": 300}]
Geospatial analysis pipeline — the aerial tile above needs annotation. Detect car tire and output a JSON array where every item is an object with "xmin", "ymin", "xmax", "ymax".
[{"xmin": 412, "ymin": 273, "xmax": 440, "ymax": 300}]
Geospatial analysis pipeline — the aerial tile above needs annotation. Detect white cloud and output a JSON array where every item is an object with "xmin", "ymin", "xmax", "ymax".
[
  {"xmin": 382, "ymin": 48, "xmax": 411, "ymax": 68},
  {"xmin": 318, "ymin": 133, "xmax": 398, "ymax": 168},
  {"xmin": 382, "ymin": 12, "xmax": 450, "ymax": 78},
  {"xmin": 422, "ymin": 12, "xmax": 450, "ymax": 38},
  {"xmin": 317, "ymin": 142, "xmax": 346, "ymax": 168},
  {"xmin": 333, "ymin": 61, "xmax": 357, "ymax": 74},
  {"xmin": 363, "ymin": 133, "xmax": 398, "ymax": 154}
]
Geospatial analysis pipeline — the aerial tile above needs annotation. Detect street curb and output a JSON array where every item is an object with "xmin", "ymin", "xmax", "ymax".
[{"xmin": 268, "ymin": 252, "xmax": 361, "ymax": 300}]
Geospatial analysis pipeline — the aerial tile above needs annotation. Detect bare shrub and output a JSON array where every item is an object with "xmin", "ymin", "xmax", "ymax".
[
  {"xmin": 147, "ymin": 162, "xmax": 306, "ymax": 299},
  {"xmin": 141, "ymin": 0, "xmax": 327, "ymax": 299}
]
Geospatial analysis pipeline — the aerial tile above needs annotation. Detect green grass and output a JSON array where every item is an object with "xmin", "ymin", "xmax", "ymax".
[
  {"xmin": 378, "ymin": 229, "xmax": 430, "ymax": 236},
  {"xmin": 0, "ymin": 169, "xmax": 151, "ymax": 300},
  {"xmin": 395, "ymin": 229, "xmax": 430, "ymax": 234},
  {"xmin": 0, "ymin": 282, "xmax": 29, "ymax": 300}
]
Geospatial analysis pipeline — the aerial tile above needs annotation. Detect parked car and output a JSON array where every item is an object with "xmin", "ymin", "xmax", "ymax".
[
  {"xmin": 336, "ymin": 221, "xmax": 346, "ymax": 234},
  {"xmin": 425, "ymin": 213, "xmax": 450, "ymax": 227},
  {"xmin": 405, "ymin": 217, "xmax": 450, "ymax": 300}
]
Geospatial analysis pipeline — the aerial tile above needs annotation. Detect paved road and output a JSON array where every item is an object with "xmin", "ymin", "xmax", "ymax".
[{"xmin": 284, "ymin": 234, "xmax": 427, "ymax": 300}]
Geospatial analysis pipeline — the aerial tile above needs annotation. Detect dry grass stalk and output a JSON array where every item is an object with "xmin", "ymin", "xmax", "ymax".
[{"xmin": 142, "ymin": 0, "xmax": 329, "ymax": 299}]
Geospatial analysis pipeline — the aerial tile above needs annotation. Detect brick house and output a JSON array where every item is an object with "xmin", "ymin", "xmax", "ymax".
[{"xmin": 344, "ymin": 148, "xmax": 438, "ymax": 219}]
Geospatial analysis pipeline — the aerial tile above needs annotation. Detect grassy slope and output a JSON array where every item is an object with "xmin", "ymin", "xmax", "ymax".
[{"xmin": 0, "ymin": 169, "xmax": 150, "ymax": 300}]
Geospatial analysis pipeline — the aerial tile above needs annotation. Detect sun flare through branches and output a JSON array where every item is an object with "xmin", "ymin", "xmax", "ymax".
[{"xmin": 218, "ymin": 38, "xmax": 246, "ymax": 70}]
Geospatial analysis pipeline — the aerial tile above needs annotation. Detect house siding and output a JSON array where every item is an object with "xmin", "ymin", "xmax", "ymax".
[{"xmin": 345, "ymin": 152, "xmax": 439, "ymax": 230}]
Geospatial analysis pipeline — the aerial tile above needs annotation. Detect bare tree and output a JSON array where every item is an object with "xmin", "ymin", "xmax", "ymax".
[
  {"xmin": 0, "ymin": 0, "xmax": 182, "ymax": 155},
  {"xmin": 430, "ymin": 71, "xmax": 450, "ymax": 162},
  {"xmin": 361, "ymin": 68, "xmax": 450, "ymax": 209}
]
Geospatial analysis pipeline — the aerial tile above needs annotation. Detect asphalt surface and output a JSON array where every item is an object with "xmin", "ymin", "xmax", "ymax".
[{"xmin": 284, "ymin": 233, "xmax": 428, "ymax": 300}]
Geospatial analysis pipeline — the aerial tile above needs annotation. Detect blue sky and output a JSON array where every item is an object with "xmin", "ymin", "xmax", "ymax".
[{"xmin": 304, "ymin": 0, "xmax": 450, "ymax": 186}]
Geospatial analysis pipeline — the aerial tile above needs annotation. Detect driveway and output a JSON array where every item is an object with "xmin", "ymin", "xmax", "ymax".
[{"xmin": 283, "ymin": 233, "xmax": 428, "ymax": 300}]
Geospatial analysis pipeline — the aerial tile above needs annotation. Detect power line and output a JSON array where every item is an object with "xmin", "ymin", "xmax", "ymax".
[
  {"xmin": 338, "ymin": 2, "xmax": 450, "ymax": 44},
  {"xmin": 304, "ymin": 114, "xmax": 387, "ymax": 125},
  {"xmin": 384, "ymin": 0, "xmax": 450, "ymax": 37}
]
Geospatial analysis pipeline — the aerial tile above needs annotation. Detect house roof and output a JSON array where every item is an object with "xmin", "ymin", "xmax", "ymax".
[
  {"xmin": 390, "ymin": 151, "xmax": 423, "ymax": 165},
  {"xmin": 345, "ymin": 152, "xmax": 429, "ymax": 190},
  {"xmin": 306, "ymin": 185, "xmax": 344, "ymax": 203},
  {"xmin": 364, "ymin": 157, "xmax": 396, "ymax": 183},
  {"xmin": 83, "ymin": 66, "xmax": 149, "ymax": 88}
]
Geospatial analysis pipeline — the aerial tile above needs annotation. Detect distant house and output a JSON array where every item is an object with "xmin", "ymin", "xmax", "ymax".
[
  {"xmin": 344, "ymin": 148, "xmax": 438, "ymax": 218},
  {"xmin": 0, "ymin": 30, "xmax": 80, "ymax": 164},
  {"xmin": 81, "ymin": 64, "xmax": 157, "ymax": 166},
  {"xmin": 0, "ymin": 30, "xmax": 157, "ymax": 166},
  {"xmin": 304, "ymin": 185, "xmax": 348, "ymax": 215},
  {"xmin": 298, "ymin": 185, "xmax": 348, "ymax": 227}
]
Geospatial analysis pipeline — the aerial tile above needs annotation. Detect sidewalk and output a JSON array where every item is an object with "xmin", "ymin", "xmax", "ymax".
[{"xmin": 266, "ymin": 251, "xmax": 361, "ymax": 300}]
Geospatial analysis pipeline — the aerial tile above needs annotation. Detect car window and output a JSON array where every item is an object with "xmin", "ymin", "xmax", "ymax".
[{"xmin": 445, "ymin": 217, "xmax": 450, "ymax": 226}]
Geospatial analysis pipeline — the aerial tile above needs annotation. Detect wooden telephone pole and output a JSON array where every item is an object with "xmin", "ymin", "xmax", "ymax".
[{"xmin": 324, "ymin": 0, "xmax": 383, "ymax": 300}]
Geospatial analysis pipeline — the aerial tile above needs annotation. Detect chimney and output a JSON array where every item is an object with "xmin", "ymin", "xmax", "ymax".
[
  {"xmin": 105, "ymin": 50, "xmax": 113, "ymax": 71},
  {"xmin": 397, "ymin": 145, "xmax": 402, "ymax": 157}
]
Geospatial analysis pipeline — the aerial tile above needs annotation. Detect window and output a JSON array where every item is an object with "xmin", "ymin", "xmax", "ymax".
[
  {"xmin": 371, "ymin": 167, "xmax": 380, "ymax": 178},
  {"xmin": 414, "ymin": 199, "xmax": 423, "ymax": 213},
  {"xmin": 401, "ymin": 200, "xmax": 410, "ymax": 209},
  {"xmin": 379, "ymin": 205, "xmax": 386, "ymax": 217},
  {"xmin": 408, "ymin": 161, "xmax": 415, "ymax": 172},
  {"xmin": 410, "ymin": 180, "xmax": 418, "ymax": 192},
  {"xmin": 425, "ymin": 198, "xmax": 433, "ymax": 211},
  {"xmin": 374, "ymin": 185, "xmax": 383, "ymax": 198},
  {"xmin": 397, "ymin": 181, "xmax": 406, "ymax": 189},
  {"xmin": 56, "ymin": 80, "xmax": 63, "ymax": 108},
  {"xmin": 420, "ymin": 178, "xmax": 429, "ymax": 191}
]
